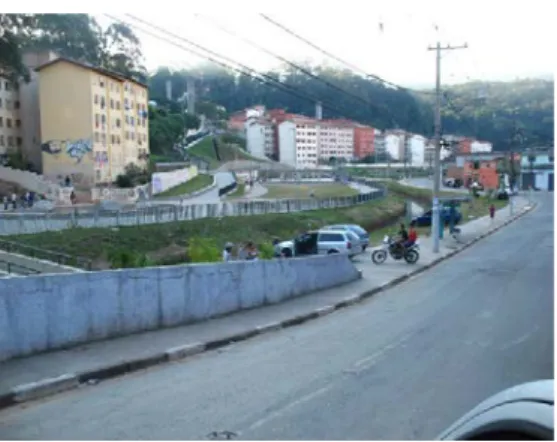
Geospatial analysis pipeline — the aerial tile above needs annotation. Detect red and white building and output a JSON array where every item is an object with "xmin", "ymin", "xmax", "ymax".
[{"xmin": 228, "ymin": 107, "xmax": 376, "ymax": 168}]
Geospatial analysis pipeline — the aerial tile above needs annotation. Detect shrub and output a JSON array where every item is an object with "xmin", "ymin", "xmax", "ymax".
[
  {"xmin": 187, "ymin": 237, "xmax": 221, "ymax": 263},
  {"xmin": 258, "ymin": 243, "xmax": 275, "ymax": 260}
]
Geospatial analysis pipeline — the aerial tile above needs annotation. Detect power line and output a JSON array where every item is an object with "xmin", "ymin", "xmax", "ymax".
[
  {"xmin": 194, "ymin": 13, "xmax": 397, "ymax": 125},
  {"xmin": 259, "ymin": 13, "xmax": 436, "ymax": 97},
  {"xmin": 104, "ymin": 14, "xmax": 377, "ymax": 125}
]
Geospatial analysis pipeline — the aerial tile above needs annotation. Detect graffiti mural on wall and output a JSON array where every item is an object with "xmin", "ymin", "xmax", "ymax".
[
  {"xmin": 94, "ymin": 151, "xmax": 109, "ymax": 168},
  {"xmin": 41, "ymin": 138, "xmax": 93, "ymax": 163}
]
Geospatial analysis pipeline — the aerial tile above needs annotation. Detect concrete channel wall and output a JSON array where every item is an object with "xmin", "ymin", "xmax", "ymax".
[
  {"xmin": 0, "ymin": 253, "xmax": 360, "ymax": 362},
  {"xmin": 0, "ymin": 187, "xmax": 386, "ymax": 236}
]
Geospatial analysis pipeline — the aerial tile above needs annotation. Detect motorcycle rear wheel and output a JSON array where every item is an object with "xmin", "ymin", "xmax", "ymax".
[
  {"xmin": 372, "ymin": 249, "xmax": 388, "ymax": 264},
  {"xmin": 404, "ymin": 249, "xmax": 419, "ymax": 264}
]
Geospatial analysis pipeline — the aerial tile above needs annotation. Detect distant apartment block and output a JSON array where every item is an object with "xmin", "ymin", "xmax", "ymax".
[
  {"xmin": 245, "ymin": 116, "xmax": 275, "ymax": 159},
  {"xmin": 230, "ymin": 106, "xmax": 380, "ymax": 168},
  {"xmin": 354, "ymin": 125, "xmax": 375, "ymax": 158},
  {"xmin": 36, "ymin": 57, "xmax": 149, "ymax": 188}
]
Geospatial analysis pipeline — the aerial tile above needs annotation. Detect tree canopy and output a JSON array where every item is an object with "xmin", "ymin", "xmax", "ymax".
[{"xmin": 0, "ymin": 14, "xmax": 146, "ymax": 82}]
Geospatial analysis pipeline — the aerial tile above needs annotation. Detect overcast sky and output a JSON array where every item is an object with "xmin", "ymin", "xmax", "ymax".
[{"xmin": 53, "ymin": 0, "xmax": 557, "ymax": 87}]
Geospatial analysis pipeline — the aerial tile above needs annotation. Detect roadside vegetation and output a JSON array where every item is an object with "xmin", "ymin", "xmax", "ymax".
[
  {"xmin": 4, "ymin": 178, "xmax": 511, "ymax": 270},
  {"xmin": 7, "ymin": 194, "xmax": 406, "ymax": 269},
  {"xmin": 154, "ymin": 174, "xmax": 213, "ymax": 198}
]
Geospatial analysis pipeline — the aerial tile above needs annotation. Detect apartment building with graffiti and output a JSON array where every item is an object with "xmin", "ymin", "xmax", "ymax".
[{"xmin": 36, "ymin": 57, "xmax": 149, "ymax": 189}]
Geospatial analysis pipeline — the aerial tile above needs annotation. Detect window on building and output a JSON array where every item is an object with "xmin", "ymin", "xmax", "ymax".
[
  {"xmin": 101, "ymin": 114, "xmax": 106, "ymax": 124},
  {"xmin": 16, "ymin": 119, "xmax": 21, "ymax": 128},
  {"xmin": 6, "ymin": 119, "xmax": 12, "ymax": 128},
  {"xmin": 94, "ymin": 132, "xmax": 100, "ymax": 142},
  {"xmin": 110, "ymin": 99, "xmax": 114, "ymax": 109},
  {"xmin": 5, "ymin": 81, "xmax": 10, "ymax": 91},
  {"xmin": 0, "ymin": 117, "xmax": 2, "ymax": 127},
  {"xmin": 95, "ymin": 169, "xmax": 101, "ymax": 181},
  {"xmin": 0, "ymin": 135, "xmax": 4, "ymax": 146},
  {"xmin": 15, "ymin": 100, "xmax": 20, "ymax": 109},
  {"xmin": 117, "ymin": 135, "xmax": 121, "ymax": 144},
  {"xmin": 99, "ymin": 77, "xmax": 105, "ymax": 88},
  {"xmin": 8, "ymin": 136, "xmax": 14, "ymax": 147},
  {"xmin": 116, "ymin": 118, "xmax": 121, "ymax": 128},
  {"xmin": 101, "ymin": 133, "xmax": 106, "ymax": 143},
  {"xmin": 142, "ymin": 119, "xmax": 145, "ymax": 128},
  {"xmin": 116, "ymin": 101, "xmax": 120, "ymax": 110},
  {"xmin": 0, "ymin": 98, "xmax": 2, "ymax": 108},
  {"xmin": 94, "ymin": 94, "xmax": 99, "ymax": 104},
  {"xmin": 111, "ymin": 134, "xmax": 115, "ymax": 144},
  {"xmin": 6, "ymin": 100, "xmax": 12, "ymax": 110},
  {"xmin": 16, "ymin": 137, "xmax": 22, "ymax": 147},
  {"xmin": 95, "ymin": 114, "xmax": 100, "ymax": 127}
]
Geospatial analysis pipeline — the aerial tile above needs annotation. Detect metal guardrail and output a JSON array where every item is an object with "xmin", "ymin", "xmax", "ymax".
[
  {"xmin": 0, "ymin": 239, "xmax": 93, "ymax": 271},
  {"xmin": 0, "ymin": 258, "xmax": 42, "ymax": 275}
]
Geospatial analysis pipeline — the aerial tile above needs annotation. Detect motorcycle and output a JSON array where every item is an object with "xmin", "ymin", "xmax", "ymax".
[{"xmin": 371, "ymin": 235, "xmax": 420, "ymax": 264}]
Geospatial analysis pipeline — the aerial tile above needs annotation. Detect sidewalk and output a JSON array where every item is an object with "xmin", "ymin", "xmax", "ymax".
[{"xmin": 0, "ymin": 197, "xmax": 534, "ymax": 408}]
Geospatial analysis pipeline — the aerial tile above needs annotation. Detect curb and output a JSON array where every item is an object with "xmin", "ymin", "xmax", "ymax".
[{"xmin": 0, "ymin": 204, "xmax": 535, "ymax": 411}]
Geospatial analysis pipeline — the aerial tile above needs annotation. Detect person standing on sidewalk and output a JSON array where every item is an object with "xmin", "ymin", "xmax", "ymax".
[{"xmin": 489, "ymin": 203, "xmax": 496, "ymax": 224}]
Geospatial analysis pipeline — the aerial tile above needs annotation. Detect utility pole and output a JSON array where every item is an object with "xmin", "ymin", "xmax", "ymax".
[{"xmin": 427, "ymin": 42, "xmax": 467, "ymax": 253}]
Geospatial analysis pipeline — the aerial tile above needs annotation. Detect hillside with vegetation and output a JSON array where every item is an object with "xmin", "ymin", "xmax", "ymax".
[
  {"xmin": 150, "ymin": 65, "xmax": 554, "ymax": 151},
  {"xmin": 1, "ymin": 14, "xmax": 553, "ymax": 157}
]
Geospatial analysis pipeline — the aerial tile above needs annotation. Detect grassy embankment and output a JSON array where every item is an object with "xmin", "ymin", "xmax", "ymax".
[
  {"xmin": 188, "ymin": 136, "xmax": 266, "ymax": 169},
  {"xmin": 225, "ymin": 183, "xmax": 246, "ymax": 199},
  {"xmin": 8, "ymin": 192, "xmax": 406, "ymax": 269},
  {"xmin": 154, "ymin": 174, "xmax": 214, "ymax": 198}
]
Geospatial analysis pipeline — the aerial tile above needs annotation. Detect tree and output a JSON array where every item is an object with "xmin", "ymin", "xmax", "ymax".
[
  {"xmin": 98, "ymin": 22, "xmax": 147, "ymax": 82},
  {"xmin": 24, "ymin": 14, "xmax": 103, "ymax": 65},
  {"xmin": 1, "ymin": 14, "xmax": 146, "ymax": 84},
  {"xmin": 0, "ymin": 14, "xmax": 37, "ymax": 81}
]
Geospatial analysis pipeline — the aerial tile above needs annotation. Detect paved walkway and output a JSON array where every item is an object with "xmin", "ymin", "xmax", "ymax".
[{"xmin": 0, "ymin": 196, "xmax": 532, "ymax": 400}]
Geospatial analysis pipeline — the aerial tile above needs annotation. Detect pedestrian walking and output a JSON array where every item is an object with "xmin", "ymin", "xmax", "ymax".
[
  {"xmin": 11, "ymin": 192, "xmax": 17, "ymax": 210},
  {"xmin": 222, "ymin": 242, "xmax": 234, "ymax": 262},
  {"xmin": 3, "ymin": 195, "xmax": 8, "ymax": 211},
  {"xmin": 489, "ymin": 203, "xmax": 496, "ymax": 224}
]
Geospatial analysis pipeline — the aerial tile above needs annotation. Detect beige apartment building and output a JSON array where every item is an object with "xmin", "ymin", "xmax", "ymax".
[{"xmin": 36, "ymin": 57, "xmax": 149, "ymax": 188}]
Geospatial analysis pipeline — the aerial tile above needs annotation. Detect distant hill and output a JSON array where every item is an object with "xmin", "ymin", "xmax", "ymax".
[
  {"xmin": 420, "ymin": 79, "xmax": 554, "ymax": 151},
  {"xmin": 149, "ymin": 65, "xmax": 554, "ymax": 151}
]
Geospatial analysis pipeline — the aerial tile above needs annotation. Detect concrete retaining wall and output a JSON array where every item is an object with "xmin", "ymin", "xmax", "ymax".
[
  {"xmin": 0, "ymin": 186, "xmax": 386, "ymax": 235},
  {"xmin": 0, "ymin": 254, "xmax": 360, "ymax": 361}
]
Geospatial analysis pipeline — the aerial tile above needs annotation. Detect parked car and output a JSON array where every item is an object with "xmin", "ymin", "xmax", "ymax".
[
  {"xmin": 412, "ymin": 207, "xmax": 462, "ymax": 227},
  {"xmin": 278, "ymin": 229, "xmax": 364, "ymax": 258},
  {"xmin": 322, "ymin": 224, "xmax": 370, "ymax": 250}
]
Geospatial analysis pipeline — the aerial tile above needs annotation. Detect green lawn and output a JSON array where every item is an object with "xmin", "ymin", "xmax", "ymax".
[
  {"xmin": 226, "ymin": 183, "xmax": 246, "ymax": 199},
  {"xmin": 7, "ymin": 194, "xmax": 406, "ymax": 268},
  {"xmin": 263, "ymin": 183, "xmax": 358, "ymax": 199},
  {"xmin": 154, "ymin": 174, "xmax": 213, "ymax": 198}
]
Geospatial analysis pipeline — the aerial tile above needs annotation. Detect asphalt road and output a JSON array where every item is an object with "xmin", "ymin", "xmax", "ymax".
[{"xmin": 0, "ymin": 194, "xmax": 553, "ymax": 440}]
